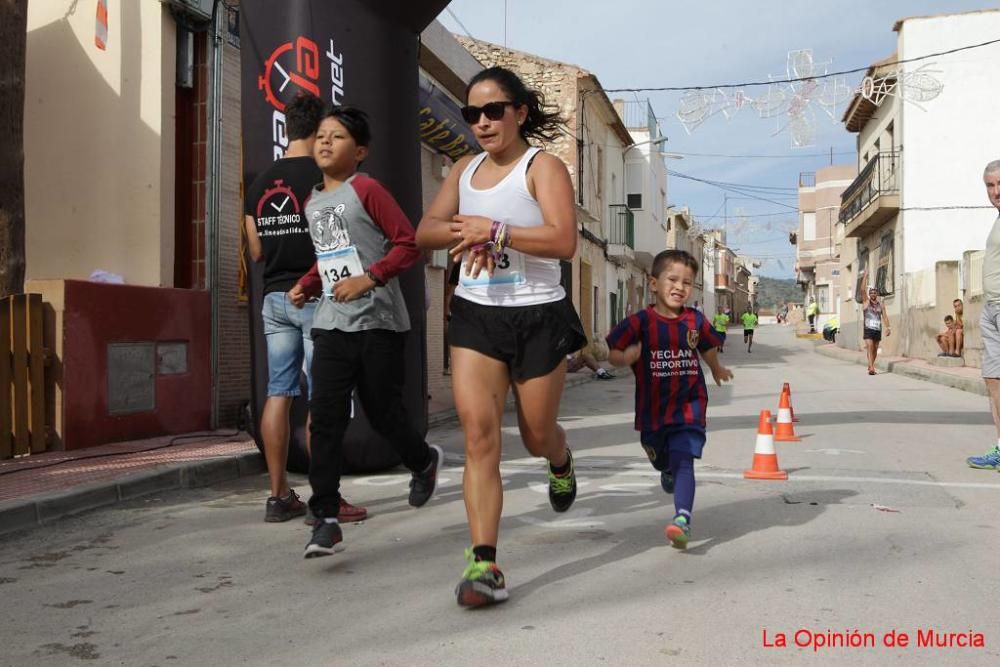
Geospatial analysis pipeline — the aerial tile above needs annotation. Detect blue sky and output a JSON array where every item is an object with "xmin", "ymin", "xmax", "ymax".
[{"xmin": 436, "ymin": 0, "xmax": 999, "ymax": 277}]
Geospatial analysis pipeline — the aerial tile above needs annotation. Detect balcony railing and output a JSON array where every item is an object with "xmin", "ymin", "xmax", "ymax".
[
  {"xmin": 608, "ymin": 204, "xmax": 635, "ymax": 249},
  {"xmin": 617, "ymin": 100, "xmax": 662, "ymax": 138},
  {"xmin": 839, "ymin": 151, "xmax": 901, "ymax": 229}
]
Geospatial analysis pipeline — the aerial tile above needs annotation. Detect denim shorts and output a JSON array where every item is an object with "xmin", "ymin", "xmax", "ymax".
[{"xmin": 262, "ymin": 291, "xmax": 317, "ymax": 397}]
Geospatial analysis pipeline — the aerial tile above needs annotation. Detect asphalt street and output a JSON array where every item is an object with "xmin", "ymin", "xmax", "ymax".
[{"xmin": 2, "ymin": 325, "xmax": 999, "ymax": 666}]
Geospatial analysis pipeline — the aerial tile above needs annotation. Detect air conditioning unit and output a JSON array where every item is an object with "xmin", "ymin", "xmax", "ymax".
[{"xmin": 162, "ymin": 0, "xmax": 215, "ymax": 22}]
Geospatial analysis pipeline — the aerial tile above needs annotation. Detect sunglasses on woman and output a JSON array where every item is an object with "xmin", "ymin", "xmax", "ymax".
[{"xmin": 460, "ymin": 100, "xmax": 515, "ymax": 124}]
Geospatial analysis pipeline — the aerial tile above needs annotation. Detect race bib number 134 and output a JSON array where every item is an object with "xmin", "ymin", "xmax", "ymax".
[{"xmin": 318, "ymin": 246, "xmax": 365, "ymax": 297}]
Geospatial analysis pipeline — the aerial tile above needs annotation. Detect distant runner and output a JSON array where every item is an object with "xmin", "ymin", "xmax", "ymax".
[
  {"xmin": 741, "ymin": 308, "xmax": 758, "ymax": 353},
  {"xmin": 712, "ymin": 307, "xmax": 730, "ymax": 353}
]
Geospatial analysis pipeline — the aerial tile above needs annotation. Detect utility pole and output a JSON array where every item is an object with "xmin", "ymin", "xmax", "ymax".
[{"xmin": 723, "ymin": 193, "xmax": 728, "ymax": 245}]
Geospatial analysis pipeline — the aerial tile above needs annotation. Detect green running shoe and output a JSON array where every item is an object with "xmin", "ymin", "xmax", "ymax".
[
  {"xmin": 455, "ymin": 547, "xmax": 508, "ymax": 607},
  {"xmin": 665, "ymin": 515, "xmax": 690, "ymax": 550},
  {"xmin": 548, "ymin": 448, "xmax": 577, "ymax": 512}
]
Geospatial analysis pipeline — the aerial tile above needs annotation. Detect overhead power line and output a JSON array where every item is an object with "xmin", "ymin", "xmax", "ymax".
[
  {"xmin": 694, "ymin": 210, "xmax": 795, "ymax": 218},
  {"xmin": 445, "ymin": 7, "xmax": 476, "ymax": 42},
  {"xmin": 603, "ymin": 37, "xmax": 1000, "ymax": 93},
  {"xmin": 669, "ymin": 169, "xmax": 800, "ymax": 210},
  {"xmin": 672, "ymin": 150, "xmax": 857, "ymax": 160}
]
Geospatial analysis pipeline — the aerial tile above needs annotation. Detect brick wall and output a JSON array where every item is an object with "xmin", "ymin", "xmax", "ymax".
[{"xmin": 214, "ymin": 40, "xmax": 251, "ymax": 427}]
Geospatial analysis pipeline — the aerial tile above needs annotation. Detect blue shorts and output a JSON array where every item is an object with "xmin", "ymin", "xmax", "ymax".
[
  {"xmin": 639, "ymin": 426, "xmax": 707, "ymax": 470},
  {"xmin": 715, "ymin": 331, "xmax": 727, "ymax": 342},
  {"xmin": 262, "ymin": 292, "xmax": 317, "ymax": 397}
]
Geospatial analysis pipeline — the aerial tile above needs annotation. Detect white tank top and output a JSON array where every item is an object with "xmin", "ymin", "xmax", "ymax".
[{"xmin": 454, "ymin": 147, "xmax": 565, "ymax": 307}]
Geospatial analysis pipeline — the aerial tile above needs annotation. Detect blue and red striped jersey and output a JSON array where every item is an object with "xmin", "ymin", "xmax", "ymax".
[{"xmin": 606, "ymin": 306, "xmax": 723, "ymax": 431}]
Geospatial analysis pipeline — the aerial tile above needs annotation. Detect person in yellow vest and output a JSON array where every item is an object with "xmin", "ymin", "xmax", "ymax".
[
  {"xmin": 741, "ymin": 308, "xmax": 758, "ymax": 353},
  {"xmin": 822, "ymin": 314, "xmax": 840, "ymax": 343},
  {"xmin": 806, "ymin": 298, "xmax": 819, "ymax": 333},
  {"xmin": 712, "ymin": 307, "xmax": 730, "ymax": 353}
]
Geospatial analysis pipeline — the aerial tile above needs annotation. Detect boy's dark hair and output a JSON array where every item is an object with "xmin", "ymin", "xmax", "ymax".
[
  {"xmin": 466, "ymin": 66, "xmax": 566, "ymax": 144},
  {"xmin": 651, "ymin": 249, "xmax": 699, "ymax": 278},
  {"xmin": 945, "ymin": 315, "xmax": 954, "ymax": 322},
  {"xmin": 321, "ymin": 105, "xmax": 371, "ymax": 147},
  {"xmin": 285, "ymin": 93, "xmax": 325, "ymax": 141}
]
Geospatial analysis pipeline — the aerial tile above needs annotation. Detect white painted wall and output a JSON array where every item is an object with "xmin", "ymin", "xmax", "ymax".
[
  {"xmin": 899, "ymin": 11, "xmax": 1000, "ymax": 273},
  {"xmin": 24, "ymin": 0, "xmax": 176, "ymax": 286},
  {"xmin": 628, "ymin": 128, "xmax": 669, "ymax": 259}
]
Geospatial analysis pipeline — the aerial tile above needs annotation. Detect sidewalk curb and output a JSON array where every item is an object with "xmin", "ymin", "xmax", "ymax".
[
  {"xmin": 0, "ymin": 451, "xmax": 266, "ymax": 538},
  {"xmin": 426, "ymin": 372, "xmax": 598, "ymax": 429},
  {"xmin": 814, "ymin": 343, "xmax": 988, "ymax": 396},
  {"xmin": 1, "ymin": 374, "xmax": 601, "ymax": 537}
]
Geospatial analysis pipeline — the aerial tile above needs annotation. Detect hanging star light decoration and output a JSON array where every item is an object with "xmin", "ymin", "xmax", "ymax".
[
  {"xmin": 674, "ymin": 49, "xmax": 943, "ymax": 147},
  {"xmin": 756, "ymin": 50, "xmax": 853, "ymax": 148}
]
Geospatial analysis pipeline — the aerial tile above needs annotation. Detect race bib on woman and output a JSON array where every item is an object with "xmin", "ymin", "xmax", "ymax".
[{"xmin": 458, "ymin": 249, "xmax": 526, "ymax": 288}]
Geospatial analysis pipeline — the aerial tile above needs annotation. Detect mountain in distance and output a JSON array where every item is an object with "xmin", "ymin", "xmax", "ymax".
[{"xmin": 754, "ymin": 276, "xmax": 802, "ymax": 312}]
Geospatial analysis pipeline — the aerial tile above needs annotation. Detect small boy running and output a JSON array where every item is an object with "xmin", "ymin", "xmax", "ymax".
[
  {"xmin": 741, "ymin": 309, "xmax": 758, "ymax": 353},
  {"xmin": 607, "ymin": 250, "xmax": 733, "ymax": 549},
  {"xmin": 290, "ymin": 106, "xmax": 443, "ymax": 558}
]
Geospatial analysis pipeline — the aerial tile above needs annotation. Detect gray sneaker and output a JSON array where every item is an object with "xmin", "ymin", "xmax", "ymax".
[
  {"xmin": 304, "ymin": 520, "xmax": 345, "ymax": 558},
  {"xmin": 265, "ymin": 489, "xmax": 306, "ymax": 523}
]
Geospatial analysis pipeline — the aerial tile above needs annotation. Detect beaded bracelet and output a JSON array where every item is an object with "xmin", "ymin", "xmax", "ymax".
[{"xmin": 469, "ymin": 221, "xmax": 509, "ymax": 264}]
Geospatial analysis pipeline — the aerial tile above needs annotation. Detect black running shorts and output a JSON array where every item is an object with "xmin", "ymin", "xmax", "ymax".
[
  {"xmin": 448, "ymin": 296, "xmax": 587, "ymax": 381},
  {"xmin": 863, "ymin": 327, "xmax": 882, "ymax": 342}
]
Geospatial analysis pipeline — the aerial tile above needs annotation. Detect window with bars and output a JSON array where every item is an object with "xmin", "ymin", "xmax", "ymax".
[
  {"xmin": 854, "ymin": 247, "xmax": 869, "ymax": 301},
  {"xmin": 875, "ymin": 231, "xmax": 894, "ymax": 295},
  {"xmin": 817, "ymin": 285, "xmax": 830, "ymax": 312}
]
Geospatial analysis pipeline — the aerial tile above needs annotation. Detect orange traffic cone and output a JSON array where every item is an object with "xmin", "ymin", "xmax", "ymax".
[
  {"xmin": 744, "ymin": 410, "xmax": 788, "ymax": 480},
  {"xmin": 782, "ymin": 382, "xmax": 799, "ymax": 422},
  {"xmin": 774, "ymin": 390, "xmax": 801, "ymax": 442}
]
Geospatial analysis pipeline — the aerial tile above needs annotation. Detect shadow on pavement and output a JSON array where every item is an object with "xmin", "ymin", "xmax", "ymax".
[{"xmin": 508, "ymin": 488, "xmax": 858, "ymax": 603}]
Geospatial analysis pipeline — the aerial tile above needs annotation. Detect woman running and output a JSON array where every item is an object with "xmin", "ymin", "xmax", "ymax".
[{"xmin": 416, "ymin": 66, "xmax": 586, "ymax": 608}]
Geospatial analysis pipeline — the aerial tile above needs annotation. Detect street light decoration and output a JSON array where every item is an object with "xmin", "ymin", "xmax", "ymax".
[{"xmin": 674, "ymin": 49, "xmax": 943, "ymax": 148}]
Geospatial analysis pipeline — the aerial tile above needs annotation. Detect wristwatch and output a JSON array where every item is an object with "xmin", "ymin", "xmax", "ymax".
[{"xmin": 365, "ymin": 269, "xmax": 384, "ymax": 287}]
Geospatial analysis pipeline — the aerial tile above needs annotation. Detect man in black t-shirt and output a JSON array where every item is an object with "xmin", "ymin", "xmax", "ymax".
[{"xmin": 244, "ymin": 93, "xmax": 367, "ymax": 524}]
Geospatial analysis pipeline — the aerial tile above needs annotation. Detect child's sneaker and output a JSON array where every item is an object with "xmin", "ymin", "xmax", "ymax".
[
  {"xmin": 660, "ymin": 470, "xmax": 675, "ymax": 494},
  {"xmin": 455, "ymin": 548, "xmax": 508, "ymax": 607},
  {"xmin": 303, "ymin": 520, "xmax": 345, "ymax": 558},
  {"xmin": 967, "ymin": 445, "xmax": 1000, "ymax": 470},
  {"xmin": 665, "ymin": 515, "xmax": 690, "ymax": 549},
  {"xmin": 409, "ymin": 445, "xmax": 444, "ymax": 507}
]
